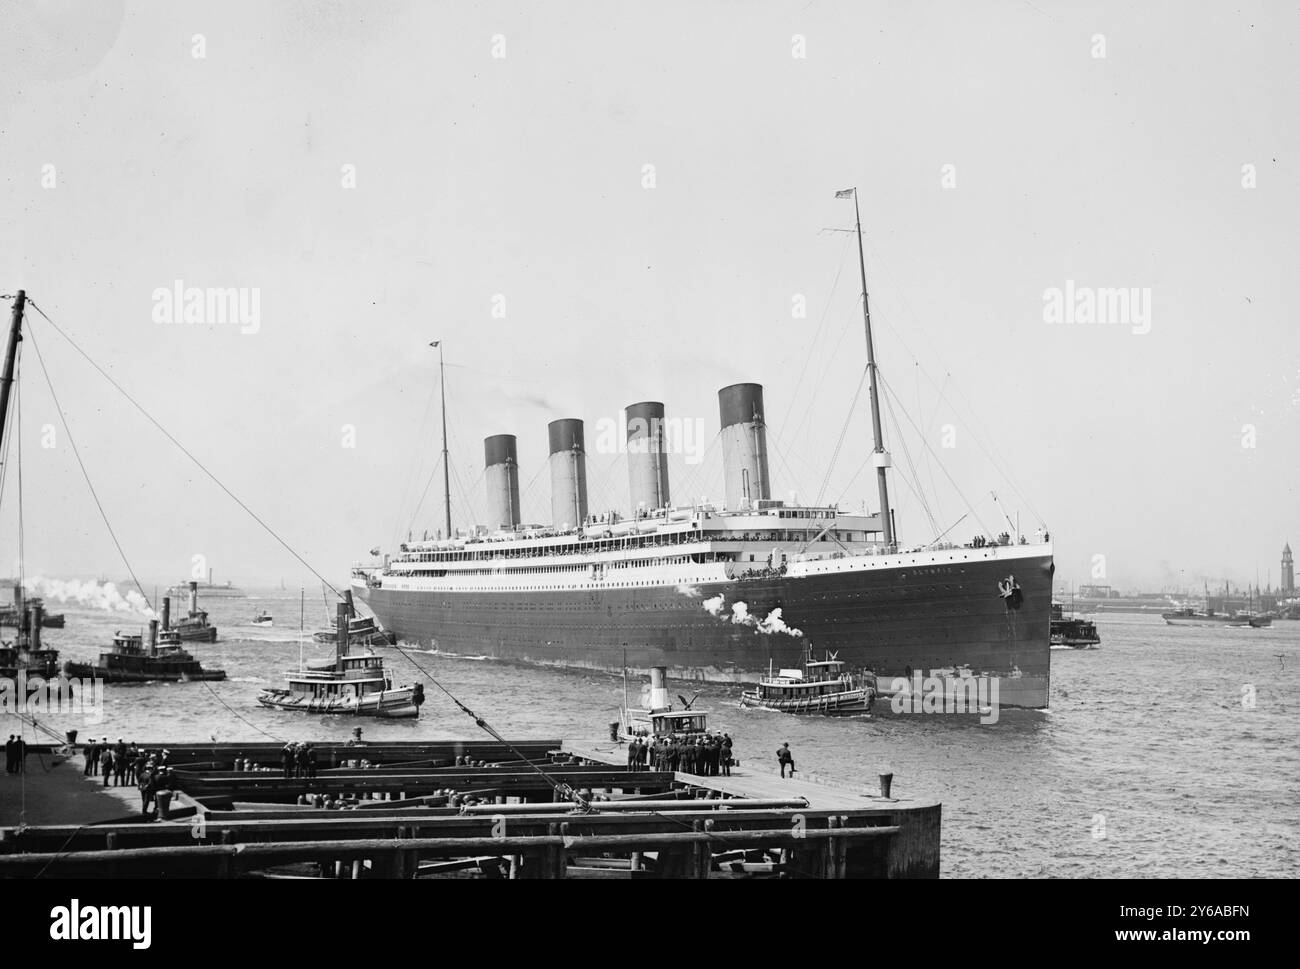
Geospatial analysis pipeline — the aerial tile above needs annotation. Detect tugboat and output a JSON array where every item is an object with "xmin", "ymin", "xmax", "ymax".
[
  {"xmin": 312, "ymin": 591, "xmax": 395, "ymax": 647},
  {"xmin": 258, "ymin": 603, "xmax": 423, "ymax": 718},
  {"xmin": 0, "ymin": 601, "xmax": 60, "ymax": 680},
  {"xmin": 617, "ymin": 667, "xmax": 714, "ymax": 743},
  {"xmin": 1050, "ymin": 603, "xmax": 1101, "ymax": 648},
  {"xmin": 252, "ymin": 610, "xmax": 273, "ymax": 627},
  {"xmin": 740, "ymin": 647, "xmax": 875, "ymax": 714},
  {"xmin": 169, "ymin": 583, "xmax": 218, "ymax": 642},
  {"xmin": 0, "ymin": 587, "xmax": 64, "ymax": 629},
  {"xmin": 63, "ymin": 619, "xmax": 226, "ymax": 683}
]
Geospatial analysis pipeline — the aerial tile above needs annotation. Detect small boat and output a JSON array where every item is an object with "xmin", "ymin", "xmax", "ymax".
[
  {"xmin": 63, "ymin": 622, "xmax": 226, "ymax": 683},
  {"xmin": 617, "ymin": 666, "xmax": 715, "ymax": 743},
  {"xmin": 1050, "ymin": 603, "xmax": 1101, "ymax": 648},
  {"xmin": 1161, "ymin": 608, "xmax": 1272, "ymax": 629},
  {"xmin": 257, "ymin": 649, "xmax": 424, "ymax": 719},
  {"xmin": 740, "ymin": 648, "xmax": 875, "ymax": 715},
  {"xmin": 166, "ymin": 582, "xmax": 218, "ymax": 642},
  {"xmin": 252, "ymin": 611, "xmax": 273, "ymax": 627},
  {"xmin": 312, "ymin": 613, "xmax": 395, "ymax": 647}
]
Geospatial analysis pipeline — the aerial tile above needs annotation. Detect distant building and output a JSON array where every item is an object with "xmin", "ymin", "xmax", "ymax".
[
  {"xmin": 1078, "ymin": 584, "xmax": 1113, "ymax": 598},
  {"xmin": 1284, "ymin": 543, "xmax": 1295, "ymax": 595}
]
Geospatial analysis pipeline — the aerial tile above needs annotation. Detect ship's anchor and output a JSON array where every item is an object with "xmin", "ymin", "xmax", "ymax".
[{"xmin": 998, "ymin": 575, "xmax": 1023, "ymax": 610}]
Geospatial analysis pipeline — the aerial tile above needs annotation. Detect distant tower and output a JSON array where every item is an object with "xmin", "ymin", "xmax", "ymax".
[{"xmin": 1283, "ymin": 543, "xmax": 1295, "ymax": 595}]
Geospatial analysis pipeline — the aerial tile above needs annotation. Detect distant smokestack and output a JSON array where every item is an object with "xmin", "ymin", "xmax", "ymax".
[
  {"xmin": 718, "ymin": 383, "xmax": 770, "ymax": 509},
  {"xmin": 548, "ymin": 419, "xmax": 588, "ymax": 530},
  {"xmin": 484, "ymin": 434, "xmax": 521, "ymax": 530},
  {"xmin": 626, "ymin": 401, "xmax": 670, "ymax": 514},
  {"xmin": 161, "ymin": 596, "xmax": 171, "ymax": 632},
  {"xmin": 188, "ymin": 580, "xmax": 199, "ymax": 617}
]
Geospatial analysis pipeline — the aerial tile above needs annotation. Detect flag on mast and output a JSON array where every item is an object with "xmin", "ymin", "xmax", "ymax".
[
  {"xmin": 835, "ymin": 188, "xmax": 855, "ymax": 199},
  {"xmin": 429, "ymin": 340, "xmax": 440, "ymax": 347}
]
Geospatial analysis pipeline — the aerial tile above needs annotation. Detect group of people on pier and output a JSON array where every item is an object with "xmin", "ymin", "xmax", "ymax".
[
  {"xmin": 3, "ymin": 735, "xmax": 28, "ymax": 774},
  {"xmin": 83, "ymin": 738, "xmax": 171, "ymax": 788},
  {"xmin": 81, "ymin": 738, "xmax": 175, "ymax": 817},
  {"xmin": 627, "ymin": 733, "xmax": 734, "ymax": 776},
  {"xmin": 281, "ymin": 741, "xmax": 319, "ymax": 778}
]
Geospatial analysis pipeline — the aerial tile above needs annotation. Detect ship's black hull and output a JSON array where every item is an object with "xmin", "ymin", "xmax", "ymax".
[{"xmin": 359, "ymin": 549, "xmax": 1053, "ymax": 708}]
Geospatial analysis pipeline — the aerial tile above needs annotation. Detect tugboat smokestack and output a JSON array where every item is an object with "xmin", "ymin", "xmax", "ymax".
[
  {"xmin": 148, "ymin": 619, "xmax": 159, "ymax": 657},
  {"xmin": 188, "ymin": 580, "xmax": 198, "ymax": 617},
  {"xmin": 161, "ymin": 596, "xmax": 171, "ymax": 631},
  {"xmin": 484, "ymin": 434, "xmax": 521, "ymax": 530},
  {"xmin": 547, "ymin": 419, "xmax": 588, "ymax": 530},
  {"xmin": 336, "ymin": 601, "xmax": 349, "ymax": 671},
  {"xmin": 30, "ymin": 603, "xmax": 42, "ymax": 651}
]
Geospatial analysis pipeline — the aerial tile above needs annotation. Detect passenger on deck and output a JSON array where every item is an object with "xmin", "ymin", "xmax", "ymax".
[{"xmin": 4, "ymin": 735, "xmax": 14, "ymax": 774}]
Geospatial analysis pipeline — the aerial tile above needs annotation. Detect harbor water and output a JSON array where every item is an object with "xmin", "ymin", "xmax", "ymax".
[{"xmin": 8, "ymin": 597, "xmax": 1297, "ymax": 878}]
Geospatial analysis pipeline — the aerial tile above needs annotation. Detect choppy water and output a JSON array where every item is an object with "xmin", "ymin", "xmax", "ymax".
[{"xmin": 8, "ymin": 595, "xmax": 1299, "ymax": 877}]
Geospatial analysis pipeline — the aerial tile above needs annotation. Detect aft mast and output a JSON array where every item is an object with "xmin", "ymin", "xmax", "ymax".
[
  {"xmin": 431, "ymin": 340, "xmax": 452, "ymax": 540},
  {"xmin": 837, "ymin": 189, "xmax": 894, "ymax": 548}
]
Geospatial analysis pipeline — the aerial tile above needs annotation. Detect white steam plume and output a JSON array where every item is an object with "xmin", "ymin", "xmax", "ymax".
[{"xmin": 28, "ymin": 577, "xmax": 157, "ymax": 619}]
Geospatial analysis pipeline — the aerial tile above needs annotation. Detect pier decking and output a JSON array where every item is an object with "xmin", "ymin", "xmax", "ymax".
[{"xmin": 0, "ymin": 739, "xmax": 940, "ymax": 879}]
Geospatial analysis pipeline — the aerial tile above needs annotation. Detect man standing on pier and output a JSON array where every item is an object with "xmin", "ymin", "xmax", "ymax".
[
  {"xmin": 777, "ymin": 743, "xmax": 796, "ymax": 778},
  {"xmin": 83, "ymin": 737, "xmax": 100, "ymax": 776}
]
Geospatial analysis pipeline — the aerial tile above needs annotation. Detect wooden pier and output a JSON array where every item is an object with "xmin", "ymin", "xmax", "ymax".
[{"xmin": 0, "ymin": 739, "xmax": 940, "ymax": 879}]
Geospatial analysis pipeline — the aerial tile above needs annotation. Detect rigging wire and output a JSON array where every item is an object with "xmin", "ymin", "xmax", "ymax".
[
  {"xmin": 875, "ymin": 369, "xmax": 993, "ymax": 538},
  {"xmin": 880, "ymin": 378, "xmax": 938, "ymax": 537},
  {"xmin": 25, "ymin": 299, "xmax": 346, "ymax": 599},
  {"xmin": 24, "ymin": 325, "xmax": 155, "ymax": 614},
  {"xmin": 814, "ymin": 366, "xmax": 869, "ymax": 507}
]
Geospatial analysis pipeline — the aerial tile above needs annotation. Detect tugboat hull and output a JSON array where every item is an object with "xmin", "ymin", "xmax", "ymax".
[
  {"xmin": 63, "ymin": 661, "xmax": 226, "ymax": 683},
  {"xmin": 739, "ymin": 687, "xmax": 873, "ymax": 715},
  {"xmin": 256, "ymin": 687, "xmax": 421, "ymax": 718}
]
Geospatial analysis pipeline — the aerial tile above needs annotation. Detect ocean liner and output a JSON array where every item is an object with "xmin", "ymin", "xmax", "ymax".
[{"xmin": 354, "ymin": 192, "xmax": 1053, "ymax": 708}]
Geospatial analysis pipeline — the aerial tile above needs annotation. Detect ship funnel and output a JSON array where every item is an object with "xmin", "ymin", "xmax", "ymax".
[
  {"xmin": 161, "ymin": 596, "xmax": 171, "ymax": 632},
  {"xmin": 188, "ymin": 580, "xmax": 199, "ymax": 617},
  {"xmin": 548, "ymin": 419, "xmax": 588, "ymax": 530},
  {"xmin": 648, "ymin": 665, "xmax": 669, "ymax": 710},
  {"xmin": 626, "ymin": 401, "xmax": 670, "ymax": 515},
  {"xmin": 718, "ymin": 383, "xmax": 770, "ymax": 510},
  {"xmin": 484, "ymin": 434, "xmax": 521, "ymax": 530}
]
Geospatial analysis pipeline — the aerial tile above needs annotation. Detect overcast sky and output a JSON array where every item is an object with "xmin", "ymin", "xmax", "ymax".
[{"xmin": 1, "ymin": 0, "xmax": 1296, "ymax": 595}]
